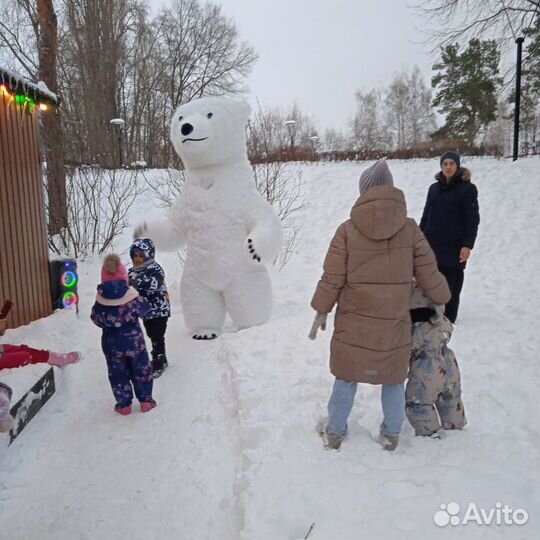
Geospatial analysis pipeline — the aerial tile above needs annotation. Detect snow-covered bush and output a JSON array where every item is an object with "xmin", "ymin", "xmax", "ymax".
[{"xmin": 48, "ymin": 166, "xmax": 143, "ymax": 259}]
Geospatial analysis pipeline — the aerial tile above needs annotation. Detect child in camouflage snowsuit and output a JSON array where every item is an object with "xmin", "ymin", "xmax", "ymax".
[
  {"xmin": 406, "ymin": 283, "xmax": 467, "ymax": 437},
  {"xmin": 91, "ymin": 254, "xmax": 156, "ymax": 415},
  {"xmin": 129, "ymin": 238, "xmax": 171, "ymax": 377}
]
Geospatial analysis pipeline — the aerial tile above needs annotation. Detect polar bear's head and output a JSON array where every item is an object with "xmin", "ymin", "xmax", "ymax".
[{"xmin": 170, "ymin": 96, "xmax": 251, "ymax": 169}]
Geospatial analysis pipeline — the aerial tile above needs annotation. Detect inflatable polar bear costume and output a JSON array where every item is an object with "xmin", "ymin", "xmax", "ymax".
[{"xmin": 134, "ymin": 97, "xmax": 283, "ymax": 339}]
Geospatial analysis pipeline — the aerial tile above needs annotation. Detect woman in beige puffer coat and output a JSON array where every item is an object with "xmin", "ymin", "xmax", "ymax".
[{"xmin": 310, "ymin": 160, "xmax": 450, "ymax": 451}]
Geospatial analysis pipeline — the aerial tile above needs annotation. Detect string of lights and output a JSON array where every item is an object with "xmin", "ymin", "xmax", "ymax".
[{"xmin": 0, "ymin": 67, "xmax": 57, "ymax": 112}]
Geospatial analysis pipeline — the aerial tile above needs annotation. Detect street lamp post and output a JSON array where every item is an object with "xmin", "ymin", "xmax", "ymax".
[
  {"xmin": 513, "ymin": 37, "xmax": 525, "ymax": 161},
  {"xmin": 284, "ymin": 119, "xmax": 297, "ymax": 159},
  {"xmin": 110, "ymin": 118, "xmax": 125, "ymax": 167}
]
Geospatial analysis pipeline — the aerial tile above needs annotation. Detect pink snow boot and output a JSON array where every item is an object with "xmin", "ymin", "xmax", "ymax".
[
  {"xmin": 115, "ymin": 404, "xmax": 132, "ymax": 416},
  {"xmin": 140, "ymin": 400, "xmax": 157, "ymax": 413},
  {"xmin": 48, "ymin": 351, "xmax": 81, "ymax": 368}
]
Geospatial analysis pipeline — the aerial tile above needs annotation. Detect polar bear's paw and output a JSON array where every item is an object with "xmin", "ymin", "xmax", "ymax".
[
  {"xmin": 192, "ymin": 329, "xmax": 220, "ymax": 340},
  {"xmin": 247, "ymin": 238, "xmax": 261, "ymax": 263}
]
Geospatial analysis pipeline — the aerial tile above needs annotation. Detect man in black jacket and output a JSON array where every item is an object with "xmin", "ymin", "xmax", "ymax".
[{"xmin": 420, "ymin": 151, "xmax": 480, "ymax": 323}]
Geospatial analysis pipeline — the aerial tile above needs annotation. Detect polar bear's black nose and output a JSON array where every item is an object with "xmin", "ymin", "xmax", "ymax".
[{"xmin": 181, "ymin": 123, "xmax": 194, "ymax": 136}]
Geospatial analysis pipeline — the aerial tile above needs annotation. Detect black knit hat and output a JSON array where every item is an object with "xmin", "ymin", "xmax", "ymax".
[{"xmin": 440, "ymin": 151, "xmax": 461, "ymax": 168}]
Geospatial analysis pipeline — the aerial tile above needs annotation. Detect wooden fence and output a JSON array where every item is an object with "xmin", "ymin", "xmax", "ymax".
[{"xmin": 0, "ymin": 91, "xmax": 52, "ymax": 329}]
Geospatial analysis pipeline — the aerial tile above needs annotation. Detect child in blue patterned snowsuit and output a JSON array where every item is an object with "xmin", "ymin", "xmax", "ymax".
[
  {"xmin": 129, "ymin": 238, "xmax": 171, "ymax": 377},
  {"xmin": 91, "ymin": 254, "xmax": 156, "ymax": 415},
  {"xmin": 406, "ymin": 283, "xmax": 466, "ymax": 437}
]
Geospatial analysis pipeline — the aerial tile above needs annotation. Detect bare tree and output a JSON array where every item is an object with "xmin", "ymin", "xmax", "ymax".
[
  {"xmin": 38, "ymin": 0, "xmax": 67, "ymax": 234},
  {"xmin": 48, "ymin": 166, "xmax": 144, "ymax": 258},
  {"xmin": 2, "ymin": 0, "xmax": 258, "ymax": 168},
  {"xmin": 408, "ymin": 66, "xmax": 437, "ymax": 146},
  {"xmin": 323, "ymin": 128, "xmax": 349, "ymax": 152},
  {"xmin": 252, "ymin": 162, "xmax": 306, "ymax": 268},
  {"xmin": 385, "ymin": 66, "xmax": 436, "ymax": 150},
  {"xmin": 60, "ymin": 0, "xmax": 137, "ymax": 167},
  {"xmin": 386, "ymin": 73, "xmax": 410, "ymax": 150},
  {"xmin": 351, "ymin": 90, "xmax": 390, "ymax": 151},
  {"xmin": 247, "ymin": 104, "xmax": 282, "ymax": 160},
  {"xmin": 151, "ymin": 0, "xmax": 257, "ymax": 164},
  {"xmin": 143, "ymin": 168, "xmax": 186, "ymax": 209},
  {"xmin": 0, "ymin": 0, "xmax": 39, "ymax": 76},
  {"xmin": 157, "ymin": 0, "xmax": 257, "ymax": 107},
  {"xmin": 414, "ymin": 0, "xmax": 540, "ymax": 46},
  {"xmin": 248, "ymin": 101, "xmax": 320, "ymax": 161},
  {"xmin": 122, "ymin": 5, "xmax": 164, "ymax": 166},
  {"xmin": 483, "ymin": 99, "xmax": 513, "ymax": 155}
]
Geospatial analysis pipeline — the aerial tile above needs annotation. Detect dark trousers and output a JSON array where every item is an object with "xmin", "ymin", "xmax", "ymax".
[
  {"xmin": 143, "ymin": 317, "xmax": 168, "ymax": 357},
  {"xmin": 439, "ymin": 267, "xmax": 464, "ymax": 323}
]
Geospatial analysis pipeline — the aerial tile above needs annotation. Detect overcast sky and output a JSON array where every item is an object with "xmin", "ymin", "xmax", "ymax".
[{"xmin": 149, "ymin": 0, "xmax": 439, "ymax": 133}]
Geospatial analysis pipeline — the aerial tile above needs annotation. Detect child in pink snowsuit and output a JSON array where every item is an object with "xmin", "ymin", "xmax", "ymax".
[{"xmin": 91, "ymin": 254, "xmax": 156, "ymax": 416}]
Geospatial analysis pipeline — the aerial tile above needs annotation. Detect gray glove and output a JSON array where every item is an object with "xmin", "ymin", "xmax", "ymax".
[
  {"xmin": 308, "ymin": 312, "xmax": 328, "ymax": 340},
  {"xmin": 430, "ymin": 304, "xmax": 445, "ymax": 324},
  {"xmin": 133, "ymin": 221, "xmax": 148, "ymax": 240}
]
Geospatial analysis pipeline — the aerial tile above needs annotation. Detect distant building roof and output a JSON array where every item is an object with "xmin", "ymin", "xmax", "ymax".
[{"xmin": 0, "ymin": 65, "xmax": 58, "ymax": 105}]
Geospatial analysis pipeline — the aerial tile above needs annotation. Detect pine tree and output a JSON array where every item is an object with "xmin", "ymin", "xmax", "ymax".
[
  {"xmin": 432, "ymin": 39, "xmax": 502, "ymax": 146},
  {"xmin": 521, "ymin": 15, "xmax": 540, "ymax": 152},
  {"xmin": 524, "ymin": 18, "xmax": 540, "ymax": 96}
]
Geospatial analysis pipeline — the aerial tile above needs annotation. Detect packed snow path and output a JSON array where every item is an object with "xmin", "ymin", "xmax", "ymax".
[
  {"xmin": 0, "ymin": 330, "xmax": 244, "ymax": 539},
  {"xmin": 1, "ymin": 158, "xmax": 539, "ymax": 540}
]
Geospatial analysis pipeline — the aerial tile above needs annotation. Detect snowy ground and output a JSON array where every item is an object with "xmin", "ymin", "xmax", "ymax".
[{"xmin": 1, "ymin": 157, "xmax": 539, "ymax": 540}]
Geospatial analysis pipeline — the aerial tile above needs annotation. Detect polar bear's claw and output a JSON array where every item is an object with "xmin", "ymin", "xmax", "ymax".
[
  {"xmin": 192, "ymin": 332, "xmax": 218, "ymax": 340},
  {"xmin": 247, "ymin": 238, "xmax": 261, "ymax": 262}
]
